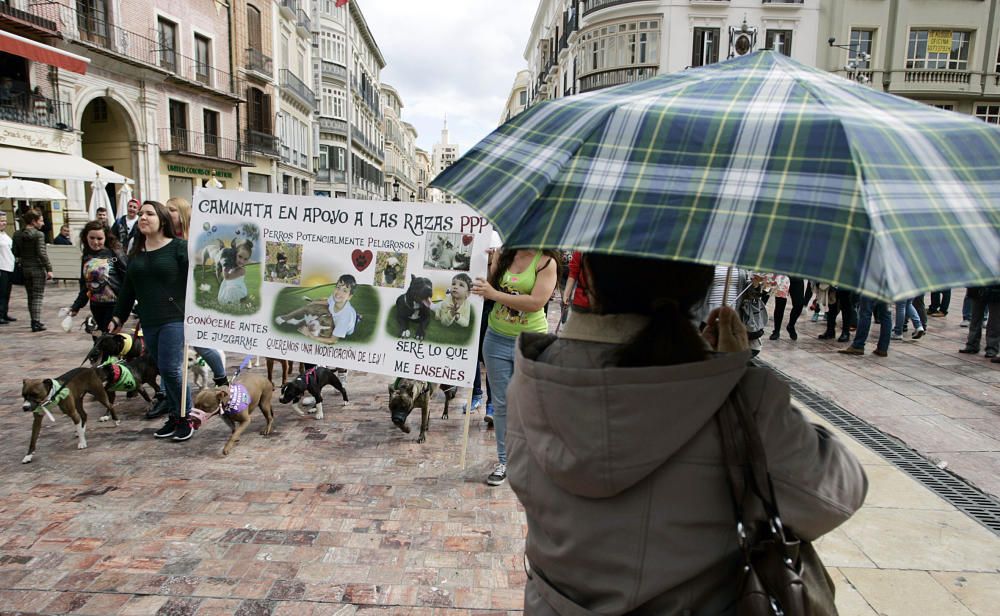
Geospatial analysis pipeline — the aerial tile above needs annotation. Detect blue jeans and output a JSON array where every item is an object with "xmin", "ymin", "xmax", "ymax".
[
  {"xmin": 144, "ymin": 321, "xmax": 191, "ymax": 419},
  {"xmin": 193, "ymin": 347, "xmax": 226, "ymax": 380},
  {"xmin": 483, "ymin": 328, "xmax": 516, "ymax": 465},
  {"xmin": 852, "ymin": 297, "xmax": 892, "ymax": 352},
  {"xmin": 893, "ymin": 300, "xmax": 921, "ymax": 334}
]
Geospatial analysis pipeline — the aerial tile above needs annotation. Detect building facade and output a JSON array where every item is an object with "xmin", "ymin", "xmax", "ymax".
[
  {"xmin": 347, "ymin": 0, "xmax": 385, "ymax": 200},
  {"xmin": 273, "ymin": 0, "xmax": 314, "ymax": 195},
  {"xmin": 380, "ymin": 84, "xmax": 418, "ymax": 202},
  {"xmin": 820, "ymin": 0, "xmax": 1000, "ymax": 119},
  {"xmin": 312, "ymin": 0, "xmax": 349, "ymax": 197},
  {"xmin": 234, "ymin": 0, "xmax": 281, "ymax": 193},
  {"xmin": 500, "ymin": 69, "xmax": 531, "ymax": 125},
  {"xmin": 429, "ymin": 118, "xmax": 459, "ymax": 204}
]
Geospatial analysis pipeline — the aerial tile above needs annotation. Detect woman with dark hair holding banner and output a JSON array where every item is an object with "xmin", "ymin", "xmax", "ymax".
[{"xmin": 109, "ymin": 200, "xmax": 195, "ymax": 442}]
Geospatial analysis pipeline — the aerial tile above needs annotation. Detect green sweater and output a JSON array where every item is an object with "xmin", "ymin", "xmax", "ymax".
[{"xmin": 114, "ymin": 239, "xmax": 188, "ymax": 327}]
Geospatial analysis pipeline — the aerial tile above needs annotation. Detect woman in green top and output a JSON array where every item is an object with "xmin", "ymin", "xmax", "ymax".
[
  {"xmin": 472, "ymin": 248, "xmax": 559, "ymax": 486},
  {"xmin": 109, "ymin": 201, "xmax": 195, "ymax": 442}
]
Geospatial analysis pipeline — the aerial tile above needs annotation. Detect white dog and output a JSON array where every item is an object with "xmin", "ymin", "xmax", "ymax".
[
  {"xmin": 187, "ymin": 349, "xmax": 227, "ymax": 389},
  {"xmin": 425, "ymin": 235, "xmax": 458, "ymax": 269}
]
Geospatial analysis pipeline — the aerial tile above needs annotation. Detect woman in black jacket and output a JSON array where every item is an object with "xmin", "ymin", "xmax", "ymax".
[{"xmin": 67, "ymin": 220, "xmax": 126, "ymax": 335}]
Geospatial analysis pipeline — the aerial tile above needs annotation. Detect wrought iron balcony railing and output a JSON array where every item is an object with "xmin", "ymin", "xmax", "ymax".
[
  {"xmin": 244, "ymin": 128, "xmax": 280, "ymax": 157},
  {"xmin": 319, "ymin": 116, "xmax": 348, "ymax": 135},
  {"xmin": 579, "ymin": 66, "xmax": 658, "ymax": 93},
  {"xmin": 279, "ymin": 69, "xmax": 315, "ymax": 106},
  {"xmin": 246, "ymin": 49, "xmax": 273, "ymax": 78},
  {"xmin": 320, "ymin": 60, "xmax": 347, "ymax": 81},
  {"xmin": 582, "ymin": 0, "xmax": 649, "ymax": 17},
  {"xmin": 0, "ymin": 91, "xmax": 73, "ymax": 130},
  {"xmin": 0, "ymin": 1, "xmax": 58, "ymax": 32},
  {"xmin": 160, "ymin": 128, "xmax": 248, "ymax": 164}
]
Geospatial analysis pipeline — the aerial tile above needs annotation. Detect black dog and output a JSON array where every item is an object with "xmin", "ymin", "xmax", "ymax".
[
  {"xmin": 439, "ymin": 384, "xmax": 459, "ymax": 419},
  {"xmin": 97, "ymin": 356, "xmax": 160, "ymax": 408},
  {"xmin": 388, "ymin": 378, "xmax": 432, "ymax": 443},
  {"xmin": 395, "ymin": 275, "xmax": 433, "ymax": 340},
  {"xmin": 87, "ymin": 332, "xmax": 145, "ymax": 365},
  {"xmin": 279, "ymin": 366, "xmax": 349, "ymax": 420}
]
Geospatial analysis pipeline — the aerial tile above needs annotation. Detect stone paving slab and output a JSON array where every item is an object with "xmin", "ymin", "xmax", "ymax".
[{"xmin": 2, "ymin": 284, "xmax": 1000, "ymax": 615}]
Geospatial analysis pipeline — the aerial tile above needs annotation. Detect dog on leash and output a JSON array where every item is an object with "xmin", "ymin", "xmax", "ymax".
[
  {"xmin": 395, "ymin": 275, "xmax": 433, "ymax": 340},
  {"xmin": 97, "ymin": 356, "xmax": 159, "ymax": 410},
  {"xmin": 87, "ymin": 331, "xmax": 145, "ymax": 365},
  {"xmin": 438, "ymin": 384, "xmax": 459, "ymax": 419},
  {"xmin": 191, "ymin": 373, "xmax": 275, "ymax": 456},
  {"xmin": 20, "ymin": 368, "xmax": 117, "ymax": 464},
  {"xmin": 388, "ymin": 378, "xmax": 433, "ymax": 443},
  {"xmin": 187, "ymin": 349, "xmax": 228, "ymax": 389},
  {"xmin": 278, "ymin": 366, "xmax": 349, "ymax": 420}
]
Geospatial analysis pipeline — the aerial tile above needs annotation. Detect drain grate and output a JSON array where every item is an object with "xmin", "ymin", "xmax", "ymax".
[{"xmin": 759, "ymin": 360, "xmax": 1000, "ymax": 537}]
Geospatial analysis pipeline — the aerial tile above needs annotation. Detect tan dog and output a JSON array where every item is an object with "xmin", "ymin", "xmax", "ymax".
[
  {"xmin": 192, "ymin": 373, "xmax": 274, "ymax": 456},
  {"xmin": 20, "ymin": 368, "xmax": 116, "ymax": 464}
]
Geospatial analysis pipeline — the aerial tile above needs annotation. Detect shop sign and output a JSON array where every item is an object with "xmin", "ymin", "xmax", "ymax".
[
  {"xmin": 927, "ymin": 31, "xmax": 954, "ymax": 55},
  {"xmin": 166, "ymin": 164, "xmax": 233, "ymax": 178}
]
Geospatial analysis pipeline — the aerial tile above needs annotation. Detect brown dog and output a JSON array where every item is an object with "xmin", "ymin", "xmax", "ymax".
[
  {"xmin": 388, "ymin": 379, "xmax": 432, "ymax": 443},
  {"xmin": 192, "ymin": 373, "xmax": 274, "ymax": 456},
  {"xmin": 20, "ymin": 368, "xmax": 116, "ymax": 464}
]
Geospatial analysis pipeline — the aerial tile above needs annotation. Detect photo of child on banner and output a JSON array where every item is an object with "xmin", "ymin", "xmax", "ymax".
[
  {"xmin": 265, "ymin": 241, "xmax": 302, "ymax": 285},
  {"xmin": 274, "ymin": 274, "xmax": 375, "ymax": 344},
  {"xmin": 193, "ymin": 222, "xmax": 261, "ymax": 315}
]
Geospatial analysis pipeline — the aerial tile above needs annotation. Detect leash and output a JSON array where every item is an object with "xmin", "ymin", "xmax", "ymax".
[{"xmin": 232, "ymin": 354, "xmax": 252, "ymax": 380}]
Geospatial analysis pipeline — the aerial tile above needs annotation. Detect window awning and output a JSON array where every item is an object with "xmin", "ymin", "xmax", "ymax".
[
  {"xmin": 0, "ymin": 30, "xmax": 90, "ymax": 75},
  {"xmin": 0, "ymin": 146, "xmax": 131, "ymax": 184}
]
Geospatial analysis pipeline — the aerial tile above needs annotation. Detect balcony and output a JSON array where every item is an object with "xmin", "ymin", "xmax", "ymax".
[
  {"xmin": 316, "ymin": 168, "xmax": 347, "ymax": 184},
  {"xmin": 890, "ymin": 69, "xmax": 979, "ymax": 96},
  {"xmin": 579, "ymin": 66, "xmax": 658, "ymax": 92},
  {"xmin": 246, "ymin": 49, "xmax": 273, "ymax": 81},
  {"xmin": 350, "ymin": 126, "xmax": 384, "ymax": 160},
  {"xmin": 0, "ymin": 91, "xmax": 73, "ymax": 130},
  {"xmin": 319, "ymin": 116, "xmax": 348, "ymax": 135},
  {"xmin": 159, "ymin": 128, "xmax": 249, "ymax": 165},
  {"xmin": 320, "ymin": 60, "xmax": 347, "ymax": 82},
  {"xmin": 279, "ymin": 69, "xmax": 314, "ymax": 107},
  {"xmin": 296, "ymin": 8, "xmax": 311, "ymax": 36},
  {"xmin": 64, "ymin": 15, "xmax": 240, "ymax": 101},
  {"xmin": 904, "ymin": 70, "xmax": 971, "ymax": 85},
  {"xmin": 0, "ymin": 1, "xmax": 59, "ymax": 36},
  {"xmin": 244, "ymin": 128, "xmax": 281, "ymax": 158},
  {"xmin": 582, "ymin": 0, "xmax": 652, "ymax": 17},
  {"xmin": 279, "ymin": 0, "xmax": 297, "ymax": 20}
]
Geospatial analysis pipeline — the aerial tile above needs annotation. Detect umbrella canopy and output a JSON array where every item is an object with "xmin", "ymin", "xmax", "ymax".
[
  {"xmin": 117, "ymin": 183, "xmax": 133, "ymax": 220},
  {"xmin": 88, "ymin": 175, "xmax": 112, "ymax": 221},
  {"xmin": 0, "ymin": 178, "xmax": 67, "ymax": 200},
  {"xmin": 431, "ymin": 51, "xmax": 1000, "ymax": 302}
]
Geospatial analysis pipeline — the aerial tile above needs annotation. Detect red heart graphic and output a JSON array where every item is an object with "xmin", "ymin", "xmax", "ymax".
[
  {"xmin": 351, "ymin": 249, "xmax": 373, "ymax": 272},
  {"xmin": 462, "ymin": 234, "xmax": 474, "ymax": 246}
]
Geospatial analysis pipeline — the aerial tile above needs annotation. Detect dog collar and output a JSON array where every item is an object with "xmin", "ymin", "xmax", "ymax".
[
  {"xmin": 223, "ymin": 383, "xmax": 252, "ymax": 415},
  {"xmin": 303, "ymin": 367, "xmax": 318, "ymax": 388},
  {"xmin": 36, "ymin": 379, "xmax": 70, "ymax": 416},
  {"xmin": 119, "ymin": 333, "xmax": 133, "ymax": 356}
]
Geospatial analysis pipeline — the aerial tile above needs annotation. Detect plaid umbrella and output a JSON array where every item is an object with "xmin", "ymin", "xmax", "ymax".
[{"xmin": 431, "ymin": 51, "xmax": 1000, "ymax": 302}]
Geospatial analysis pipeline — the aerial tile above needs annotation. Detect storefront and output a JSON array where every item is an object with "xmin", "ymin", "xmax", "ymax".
[{"xmin": 160, "ymin": 161, "xmax": 240, "ymax": 202}]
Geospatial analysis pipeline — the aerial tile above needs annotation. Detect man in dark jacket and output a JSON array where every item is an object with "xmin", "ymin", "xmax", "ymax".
[
  {"xmin": 112, "ymin": 198, "xmax": 140, "ymax": 251},
  {"xmin": 11, "ymin": 210, "xmax": 53, "ymax": 331},
  {"xmin": 53, "ymin": 224, "xmax": 73, "ymax": 245}
]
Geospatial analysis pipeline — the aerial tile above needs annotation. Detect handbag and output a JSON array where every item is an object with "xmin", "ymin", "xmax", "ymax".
[
  {"xmin": 11, "ymin": 262, "xmax": 24, "ymax": 286},
  {"xmin": 717, "ymin": 386, "xmax": 838, "ymax": 616}
]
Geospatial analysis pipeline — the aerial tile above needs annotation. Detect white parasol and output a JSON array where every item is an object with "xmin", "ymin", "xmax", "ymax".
[
  {"xmin": 0, "ymin": 177, "xmax": 67, "ymax": 201},
  {"xmin": 88, "ymin": 173, "xmax": 112, "ymax": 221}
]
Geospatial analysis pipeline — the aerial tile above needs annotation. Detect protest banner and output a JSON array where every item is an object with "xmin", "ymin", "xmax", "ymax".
[{"xmin": 184, "ymin": 189, "xmax": 492, "ymax": 388}]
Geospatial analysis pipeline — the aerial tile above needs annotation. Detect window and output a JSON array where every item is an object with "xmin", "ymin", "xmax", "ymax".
[
  {"xmin": 195, "ymin": 35, "xmax": 211, "ymax": 85},
  {"xmin": 247, "ymin": 87, "xmax": 271, "ymax": 133},
  {"xmin": 203, "ymin": 109, "xmax": 219, "ymax": 157},
  {"xmin": 91, "ymin": 98, "xmax": 108, "ymax": 123},
  {"xmin": 76, "ymin": 0, "xmax": 108, "ymax": 44},
  {"xmin": 765, "ymin": 30, "xmax": 793, "ymax": 56},
  {"xmin": 519, "ymin": 90, "xmax": 527, "ymax": 106},
  {"xmin": 168, "ymin": 99, "xmax": 187, "ymax": 150},
  {"xmin": 848, "ymin": 29, "xmax": 874, "ymax": 69},
  {"xmin": 577, "ymin": 19, "xmax": 660, "ymax": 75},
  {"xmin": 906, "ymin": 30, "xmax": 971, "ymax": 70},
  {"xmin": 158, "ymin": 18, "xmax": 178, "ymax": 72},
  {"xmin": 247, "ymin": 5, "xmax": 262, "ymax": 50},
  {"xmin": 321, "ymin": 86, "xmax": 334, "ymax": 116},
  {"xmin": 693, "ymin": 27, "xmax": 720, "ymax": 67},
  {"xmin": 975, "ymin": 104, "xmax": 1000, "ymax": 124},
  {"xmin": 932, "ymin": 103, "xmax": 954, "ymax": 111},
  {"xmin": 332, "ymin": 89, "xmax": 345, "ymax": 119}
]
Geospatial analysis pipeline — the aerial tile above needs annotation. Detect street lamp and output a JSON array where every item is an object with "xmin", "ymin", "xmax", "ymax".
[
  {"xmin": 828, "ymin": 37, "xmax": 872, "ymax": 85},
  {"xmin": 392, "ymin": 178, "xmax": 400, "ymax": 201}
]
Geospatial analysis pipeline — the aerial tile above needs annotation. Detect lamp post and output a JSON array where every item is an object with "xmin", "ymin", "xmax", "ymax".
[
  {"xmin": 828, "ymin": 37, "xmax": 872, "ymax": 85},
  {"xmin": 392, "ymin": 178, "xmax": 400, "ymax": 201}
]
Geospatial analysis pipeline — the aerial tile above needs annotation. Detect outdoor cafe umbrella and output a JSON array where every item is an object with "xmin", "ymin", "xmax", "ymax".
[
  {"xmin": 88, "ymin": 173, "xmax": 112, "ymax": 220},
  {"xmin": 431, "ymin": 51, "xmax": 1000, "ymax": 303},
  {"xmin": 116, "ymin": 181, "xmax": 133, "ymax": 220},
  {"xmin": 0, "ymin": 177, "xmax": 67, "ymax": 201}
]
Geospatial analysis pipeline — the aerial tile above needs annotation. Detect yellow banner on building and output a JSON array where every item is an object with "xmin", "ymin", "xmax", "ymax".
[{"xmin": 927, "ymin": 31, "xmax": 954, "ymax": 55}]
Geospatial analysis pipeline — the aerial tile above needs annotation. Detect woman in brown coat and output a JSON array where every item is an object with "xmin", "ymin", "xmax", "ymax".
[{"xmin": 506, "ymin": 254, "xmax": 868, "ymax": 614}]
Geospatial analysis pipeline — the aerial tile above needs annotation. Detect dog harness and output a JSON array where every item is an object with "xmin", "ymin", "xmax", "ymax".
[
  {"xmin": 223, "ymin": 383, "xmax": 252, "ymax": 415},
  {"xmin": 118, "ymin": 333, "xmax": 134, "ymax": 356},
  {"xmin": 101, "ymin": 359, "xmax": 137, "ymax": 392},
  {"xmin": 35, "ymin": 379, "xmax": 70, "ymax": 417}
]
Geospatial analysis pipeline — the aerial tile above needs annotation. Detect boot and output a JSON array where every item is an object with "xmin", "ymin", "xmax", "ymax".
[{"xmin": 31, "ymin": 320, "xmax": 46, "ymax": 332}]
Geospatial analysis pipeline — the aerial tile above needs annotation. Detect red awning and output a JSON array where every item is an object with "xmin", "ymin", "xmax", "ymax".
[{"xmin": 0, "ymin": 30, "xmax": 89, "ymax": 75}]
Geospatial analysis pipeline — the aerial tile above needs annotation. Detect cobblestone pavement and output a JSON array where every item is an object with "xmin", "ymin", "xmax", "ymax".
[
  {"xmin": 0, "ymin": 284, "xmax": 524, "ymax": 615},
  {"xmin": 1, "ymin": 284, "xmax": 999, "ymax": 615}
]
